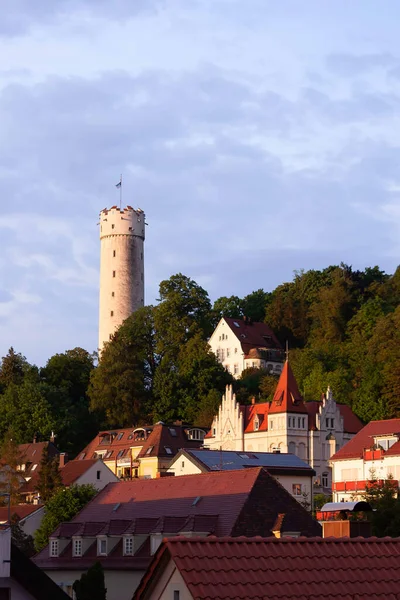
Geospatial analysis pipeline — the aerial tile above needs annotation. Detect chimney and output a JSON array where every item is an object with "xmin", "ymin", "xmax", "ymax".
[
  {"xmin": 251, "ymin": 397, "xmax": 256, "ymax": 405},
  {"xmin": 59, "ymin": 453, "xmax": 68, "ymax": 468}
]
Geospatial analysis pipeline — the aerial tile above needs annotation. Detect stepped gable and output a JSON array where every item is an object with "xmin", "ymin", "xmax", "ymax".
[
  {"xmin": 269, "ymin": 360, "xmax": 307, "ymax": 415},
  {"xmin": 306, "ymin": 401, "xmax": 363, "ymax": 434},
  {"xmin": 331, "ymin": 418, "xmax": 400, "ymax": 461},
  {"xmin": 133, "ymin": 536, "xmax": 400, "ymax": 600}
]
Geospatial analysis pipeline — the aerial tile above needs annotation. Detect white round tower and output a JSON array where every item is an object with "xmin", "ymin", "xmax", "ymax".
[{"xmin": 98, "ymin": 205, "xmax": 145, "ymax": 351}]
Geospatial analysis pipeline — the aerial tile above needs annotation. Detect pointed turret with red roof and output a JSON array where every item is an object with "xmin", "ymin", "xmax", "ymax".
[{"xmin": 269, "ymin": 360, "xmax": 308, "ymax": 414}]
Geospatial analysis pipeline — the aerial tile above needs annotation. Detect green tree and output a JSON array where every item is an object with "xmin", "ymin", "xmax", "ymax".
[
  {"xmin": 155, "ymin": 273, "xmax": 212, "ymax": 358},
  {"xmin": 0, "ymin": 348, "xmax": 31, "ymax": 391},
  {"xmin": 11, "ymin": 515, "xmax": 35, "ymax": 557},
  {"xmin": 34, "ymin": 484, "xmax": 97, "ymax": 552},
  {"xmin": 362, "ymin": 472, "xmax": 400, "ymax": 537},
  {"xmin": 36, "ymin": 448, "xmax": 63, "ymax": 503},
  {"xmin": 41, "ymin": 348, "xmax": 98, "ymax": 455},
  {"xmin": 88, "ymin": 306, "xmax": 157, "ymax": 427},
  {"xmin": 0, "ymin": 382, "xmax": 56, "ymax": 443},
  {"xmin": 73, "ymin": 562, "xmax": 107, "ymax": 600},
  {"xmin": 211, "ymin": 295, "xmax": 243, "ymax": 326},
  {"xmin": 153, "ymin": 333, "xmax": 232, "ymax": 423},
  {"xmin": 242, "ymin": 289, "xmax": 269, "ymax": 322}
]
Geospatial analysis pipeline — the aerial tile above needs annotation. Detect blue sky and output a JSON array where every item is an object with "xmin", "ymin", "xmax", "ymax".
[{"xmin": 1, "ymin": 0, "xmax": 400, "ymax": 366}]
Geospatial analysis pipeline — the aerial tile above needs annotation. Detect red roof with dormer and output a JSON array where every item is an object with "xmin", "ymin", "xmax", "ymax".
[
  {"xmin": 223, "ymin": 317, "xmax": 283, "ymax": 356},
  {"xmin": 269, "ymin": 361, "xmax": 308, "ymax": 415},
  {"xmin": 331, "ymin": 418, "xmax": 400, "ymax": 461}
]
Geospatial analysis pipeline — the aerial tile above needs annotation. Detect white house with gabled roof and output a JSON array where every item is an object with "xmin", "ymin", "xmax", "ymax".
[{"xmin": 208, "ymin": 317, "xmax": 284, "ymax": 378}]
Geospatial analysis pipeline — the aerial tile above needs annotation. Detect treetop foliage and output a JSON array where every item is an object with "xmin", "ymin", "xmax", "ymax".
[{"xmin": 2, "ymin": 264, "xmax": 400, "ymax": 452}]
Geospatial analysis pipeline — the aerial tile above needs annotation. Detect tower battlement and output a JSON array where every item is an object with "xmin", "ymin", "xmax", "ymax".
[{"xmin": 99, "ymin": 206, "xmax": 145, "ymax": 240}]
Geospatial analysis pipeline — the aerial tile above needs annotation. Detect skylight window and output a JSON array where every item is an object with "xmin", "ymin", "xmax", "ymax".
[
  {"xmin": 164, "ymin": 447, "xmax": 173, "ymax": 455},
  {"xmin": 117, "ymin": 433, "xmax": 124, "ymax": 441},
  {"xmin": 192, "ymin": 496, "xmax": 201, "ymax": 506},
  {"xmin": 169, "ymin": 428, "xmax": 177, "ymax": 437},
  {"xmin": 145, "ymin": 446, "xmax": 154, "ymax": 456},
  {"xmin": 31, "ymin": 464, "xmax": 37, "ymax": 471},
  {"xmin": 117, "ymin": 450, "xmax": 126, "ymax": 458},
  {"xmin": 233, "ymin": 321, "xmax": 240, "ymax": 328}
]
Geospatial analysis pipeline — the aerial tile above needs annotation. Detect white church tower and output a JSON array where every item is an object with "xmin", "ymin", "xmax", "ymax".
[{"xmin": 98, "ymin": 205, "xmax": 145, "ymax": 351}]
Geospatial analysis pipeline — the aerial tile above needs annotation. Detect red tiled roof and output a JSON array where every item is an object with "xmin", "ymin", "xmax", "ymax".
[
  {"xmin": 134, "ymin": 536, "xmax": 400, "ymax": 600},
  {"xmin": 0, "ymin": 504, "xmax": 44, "ymax": 522},
  {"xmin": 331, "ymin": 418, "xmax": 400, "ymax": 461},
  {"xmin": 60, "ymin": 459, "xmax": 98, "ymax": 486},
  {"xmin": 269, "ymin": 361, "xmax": 308, "ymax": 415},
  {"xmin": 223, "ymin": 317, "xmax": 283, "ymax": 354},
  {"xmin": 305, "ymin": 401, "xmax": 363, "ymax": 434},
  {"xmin": 243, "ymin": 402, "xmax": 269, "ymax": 433}
]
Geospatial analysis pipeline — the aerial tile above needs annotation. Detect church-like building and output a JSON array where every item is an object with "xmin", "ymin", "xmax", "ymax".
[{"xmin": 204, "ymin": 361, "xmax": 363, "ymax": 492}]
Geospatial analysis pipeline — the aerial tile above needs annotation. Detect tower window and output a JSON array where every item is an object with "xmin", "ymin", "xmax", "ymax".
[
  {"xmin": 110, "ymin": 311, "xmax": 114, "ymax": 317},
  {"xmin": 141, "ymin": 252, "xmax": 143, "ymax": 259},
  {"xmin": 112, "ymin": 271, "xmax": 116, "ymax": 277},
  {"xmin": 113, "ymin": 250, "xmax": 116, "ymax": 257},
  {"xmin": 112, "ymin": 224, "xmax": 115, "ymax": 229},
  {"xmin": 112, "ymin": 292, "xmax": 115, "ymax": 297}
]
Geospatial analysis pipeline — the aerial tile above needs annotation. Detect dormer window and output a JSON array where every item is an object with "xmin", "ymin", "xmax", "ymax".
[
  {"xmin": 97, "ymin": 538, "xmax": 107, "ymax": 556},
  {"xmin": 375, "ymin": 436, "xmax": 398, "ymax": 451},
  {"xmin": 50, "ymin": 539, "xmax": 59, "ymax": 557},
  {"xmin": 254, "ymin": 417, "xmax": 259, "ymax": 432},
  {"xmin": 73, "ymin": 538, "xmax": 82, "ymax": 557},
  {"xmin": 124, "ymin": 536, "xmax": 134, "ymax": 556}
]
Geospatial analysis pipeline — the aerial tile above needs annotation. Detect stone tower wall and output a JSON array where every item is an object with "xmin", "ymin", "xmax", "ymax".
[{"xmin": 98, "ymin": 205, "xmax": 145, "ymax": 350}]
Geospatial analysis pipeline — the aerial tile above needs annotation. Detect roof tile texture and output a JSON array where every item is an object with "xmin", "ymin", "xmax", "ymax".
[{"xmin": 135, "ymin": 536, "xmax": 400, "ymax": 600}]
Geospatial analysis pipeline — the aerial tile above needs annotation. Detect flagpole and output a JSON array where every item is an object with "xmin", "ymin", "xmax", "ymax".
[{"xmin": 119, "ymin": 174, "xmax": 122, "ymax": 210}]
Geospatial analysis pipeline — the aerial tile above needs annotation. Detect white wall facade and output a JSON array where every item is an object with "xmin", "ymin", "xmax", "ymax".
[
  {"xmin": 75, "ymin": 461, "xmax": 119, "ymax": 491},
  {"xmin": 141, "ymin": 559, "xmax": 192, "ymax": 600},
  {"xmin": 331, "ymin": 450, "xmax": 400, "ymax": 502},
  {"xmin": 47, "ymin": 569, "xmax": 144, "ymax": 600},
  {"xmin": 98, "ymin": 206, "xmax": 145, "ymax": 350},
  {"xmin": 206, "ymin": 386, "xmax": 356, "ymax": 491}
]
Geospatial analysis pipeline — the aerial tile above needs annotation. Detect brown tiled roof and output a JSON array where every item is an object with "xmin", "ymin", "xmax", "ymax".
[
  {"xmin": 0, "ymin": 504, "xmax": 44, "ymax": 523},
  {"xmin": 331, "ymin": 418, "xmax": 400, "ymax": 461},
  {"xmin": 223, "ymin": 317, "xmax": 283, "ymax": 356},
  {"xmin": 16, "ymin": 441, "xmax": 60, "ymax": 496},
  {"xmin": 137, "ymin": 423, "xmax": 204, "ymax": 459},
  {"xmin": 34, "ymin": 468, "xmax": 320, "ymax": 571},
  {"xmin": 134, "ymin": 536, "xmax": 400, "ymax": 600},
  {"xmin": 60, "ymin": 459, "xmax": 98, "ymax": 486},
  {"xmin": 76, "ymin": 427, "xmax": 151, "ymax": 461},
  {"xmin": 269, "ymin": 361, "xmax": 308, "ymax": 415}
]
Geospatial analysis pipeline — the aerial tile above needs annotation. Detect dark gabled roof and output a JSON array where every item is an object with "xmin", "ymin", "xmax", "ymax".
[
  {"xmin": 178, "ymin": 449, "xmax": 315, "ymax": 476},
  {"xmin": 331, "ymin": 418, "xmax": 400, "ymax": 461},
  {"xmin": 223, "ymin": 317, "xmax": 283, "ymax": 354},
  {"xmin": 34, "ymin": 468, "xmax": 320, "ymax": 571},
  {"xmin": 134, "ymin": 536, "xmax": 400, "ymax": 600},
  {"xmin": 11, "ymin": 542, "xmax": 69, "ymax": 600}
]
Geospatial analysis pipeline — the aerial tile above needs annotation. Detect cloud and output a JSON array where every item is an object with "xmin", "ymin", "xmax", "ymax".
[{"xmin": 326, "ymin": 53, "xmax": 397, "ymax": 76}]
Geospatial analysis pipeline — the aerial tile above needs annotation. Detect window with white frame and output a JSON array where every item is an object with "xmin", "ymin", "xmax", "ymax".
[
  {"xmin": 234, "ymin": 364, "xmax": 239, "ymax": 374},
  {"xmin": 322, "ymin": 472, "xmax": 329, "ymax": 488},
  {"xmin": 254, "ymin": 417, "xmax": 259, "ymax": 432},
  {"xmin": 97, "ymin": 538, "xmax": 107, "ymax": 556},
  {"xmin": 73, "ymin": 538, "xmax": 82, "ymax": 557},
  {"xmin": 124, "ymin": 536, "xmax": 134, "ymax": 556},
  {"xmin": 50, "ymin": 539, "xmax": 59, "ymax": 557},
  {"xmin": 292, "ymin": 483, "xmax": 302, "ymax": 496}
]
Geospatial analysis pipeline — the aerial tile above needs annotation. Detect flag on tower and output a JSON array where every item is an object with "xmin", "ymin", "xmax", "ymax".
[{"xmin": 115, "ymin": 180, "xmax": 121, "ymax": 188}]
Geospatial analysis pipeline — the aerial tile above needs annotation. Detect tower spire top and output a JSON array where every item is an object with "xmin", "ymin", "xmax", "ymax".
[{"xmin": 269, "ymin": 361, "xmax": 307, "ymax": 414}]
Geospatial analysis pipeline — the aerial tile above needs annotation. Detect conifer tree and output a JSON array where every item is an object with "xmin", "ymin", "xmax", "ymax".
[{"xmin": 36, "ymin": 447, "xmax": 63, "ymax": 503}]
